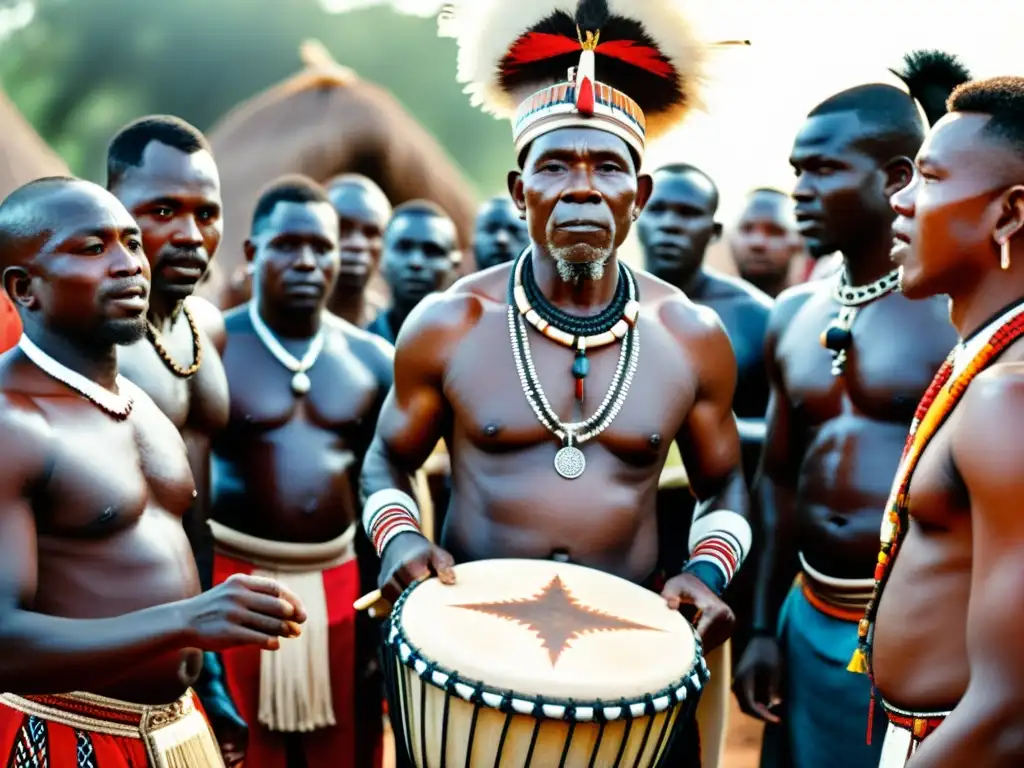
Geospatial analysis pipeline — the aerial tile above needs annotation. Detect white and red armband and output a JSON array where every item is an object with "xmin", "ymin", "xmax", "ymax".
[
  {"xmin": 362, "ymin": 489, "xmax": 423, "ymax": 558},
  {"xmin": 684, "ymin": 510, "xmax": 752, "ymax": 595}
]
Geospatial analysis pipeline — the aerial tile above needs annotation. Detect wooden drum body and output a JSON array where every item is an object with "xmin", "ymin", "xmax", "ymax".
[{"xmin": 382, "ymin": 559, "xmax": 709, "ymax": 768}]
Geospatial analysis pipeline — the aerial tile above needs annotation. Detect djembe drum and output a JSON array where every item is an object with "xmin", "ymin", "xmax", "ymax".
[{"xmin": 381, "ymin": 559, "xmax": 708, "ymax": 768}]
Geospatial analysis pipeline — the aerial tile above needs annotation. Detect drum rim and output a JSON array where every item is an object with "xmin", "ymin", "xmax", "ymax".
[{"xmin": 386, "ymin": 577, "xmax": 711, "ymax": 723}]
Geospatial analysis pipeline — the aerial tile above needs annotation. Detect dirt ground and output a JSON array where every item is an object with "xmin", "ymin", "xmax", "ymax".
[{"xmin": 382, "ymin": 698, "xmax": 764, "ymax": 767}]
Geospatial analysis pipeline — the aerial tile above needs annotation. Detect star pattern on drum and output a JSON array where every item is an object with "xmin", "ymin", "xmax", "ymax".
[{"xmin": 453, "ymin": 575, "xmax": 664, "ymax": 666}]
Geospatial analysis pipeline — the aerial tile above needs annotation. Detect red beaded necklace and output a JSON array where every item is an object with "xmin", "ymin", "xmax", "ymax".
[{"xmin": 851, "ymin": 307, "xmax": 1024, "ymax": 678}]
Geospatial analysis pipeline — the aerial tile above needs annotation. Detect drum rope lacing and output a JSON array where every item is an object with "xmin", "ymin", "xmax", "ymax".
[
  {"xmin": 507, "ymin": 249, "xmax": 641, "ymax": 480},
  {"xmin": 383, "ymin": 579, "xmax": 707, "ymax": 723}
]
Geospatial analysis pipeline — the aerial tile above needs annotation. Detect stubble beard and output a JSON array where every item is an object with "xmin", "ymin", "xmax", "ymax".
[{"xmin": 551, "ymin": 244, "xmax": 613, "ymax": 284}]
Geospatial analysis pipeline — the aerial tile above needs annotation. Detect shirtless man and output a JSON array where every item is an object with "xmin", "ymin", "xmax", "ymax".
[
  {"xmin": 733, "ymin": 52, "xmax": 970, "ymax": 768},
  {"xmin": 105, "ymin": 115, "xmax": 246, "ymax": 764},
  {"xmin": 365, "ymin": 200, "xmax": 459, "ymax": 345},
  {"xmin": 212, "ymin": 176, "xmax": 392, "ymax": 768},
  {"xmin": 324, "ymin": 174, "xmax": 392, "ymax": 326},
  {"xmin": 0, "ymin": 177, "xmax": 304, "ymax": 767},
  {"xmin": 361, "ymin": 4, "xmax": 749, "ymax": 765},
  {"xmin": 865, "ymin": 75, "xmax": 1024, "ymax": 767},
  {"xmin": 473, "ymin": 195, "xmax": 529, "ymax": 271},
  {"xmin": 730, "ymin": 188, "xmax": 806, "ymax": 298}
]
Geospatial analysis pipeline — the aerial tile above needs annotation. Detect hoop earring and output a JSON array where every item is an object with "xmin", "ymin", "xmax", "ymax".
[{"xmin": 1002, "ymin": 239, "xmax": 1012, "ymax": 271}]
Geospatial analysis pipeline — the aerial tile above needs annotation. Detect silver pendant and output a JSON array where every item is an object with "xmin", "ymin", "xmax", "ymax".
[
  {"xmin": 291, "ymin": 371, "xmax": 311, "ymax": 396},
  {"xmin": 554, "ymin": 445, "xmax": 586, "ymax": 479}
]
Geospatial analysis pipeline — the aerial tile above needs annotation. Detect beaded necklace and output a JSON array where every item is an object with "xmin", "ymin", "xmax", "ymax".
[
  {"xmin": 18, "ymin": 334, "xmax": 135, "ymax": 420},
  {"xmin": 821, "ymin": 267, "xmax": 901, "ymax": 376},
  {"xmin": 507, "ymin": 252, "xmax": 640, "ymax": 479},
  {"xmin": 511, "ymin": 249, "xmax": 640, "ymax": 401},
  {"xmin": 147, "ymin": 304, "xmax": 203, "ymax": 379},
  {"xmin": 851, "ymin": 304, "xmax": 1024, "ymax": 679}
]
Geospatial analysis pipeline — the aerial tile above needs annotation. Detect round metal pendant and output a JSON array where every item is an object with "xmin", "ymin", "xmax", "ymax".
[
  {"xmin": 291, "ymin": 371, "xmax": 312, "ymax": 396},
  {"xmin": 554, "ymin": 446, "xmax": 586, "ymax": 479}
]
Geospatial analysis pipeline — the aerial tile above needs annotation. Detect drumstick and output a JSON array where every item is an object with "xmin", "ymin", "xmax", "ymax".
[{"xmin": 354, "ymin": 589, "xmax": 384, "ymax": 612}]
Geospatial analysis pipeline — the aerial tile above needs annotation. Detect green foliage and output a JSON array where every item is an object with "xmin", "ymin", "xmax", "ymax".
[{"xmin": 0, "ymin": 0, "xmax": 515, "ymax": 194}]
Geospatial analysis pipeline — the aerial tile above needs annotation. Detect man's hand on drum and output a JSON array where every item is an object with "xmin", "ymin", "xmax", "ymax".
[
  {"xmin": 660, "ymin": 573, "xmax": 735, "ymax": 653},
  {"xmin": 378, "ymin": 531, "xmax": 457, "ymax": 602},
  {"xmin": 733, "ymin": 636, "xmax": 783, "ymax": 724}
]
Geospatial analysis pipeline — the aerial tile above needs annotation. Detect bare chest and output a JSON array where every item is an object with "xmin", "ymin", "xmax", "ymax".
[
  {"xmin": 36, "ymin": 397, "xmax": 196, "ymax": 537},
  {"xmin": 118, "ymin": 334, "xmax": 228, "ymax": 434},
  {"xmin": 777, "ymin": 294, "xmax": 955, "ymax": 426},
  {"xmin": 444, "ymin": 309, "xmax": 696, "ymax": 465},
  {"xmin": 223, "ymin": 334, "xmax": 379, "ymax": 435}
]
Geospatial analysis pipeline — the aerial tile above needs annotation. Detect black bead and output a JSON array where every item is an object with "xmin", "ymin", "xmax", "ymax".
[{"xmin": 823, "ymin": 321, "xmax": 853, "ymax": 352}]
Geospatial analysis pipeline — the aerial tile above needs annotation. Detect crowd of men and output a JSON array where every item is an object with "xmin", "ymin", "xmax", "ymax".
[{"xmin": 4, "ymin": 9, "xmax": 1024, "ymax": 767}]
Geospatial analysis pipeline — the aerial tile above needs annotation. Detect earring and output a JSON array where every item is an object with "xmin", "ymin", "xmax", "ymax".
[{"xmin": 1002, "ymin": 238, "xmax": 1012, "ymax": 270}]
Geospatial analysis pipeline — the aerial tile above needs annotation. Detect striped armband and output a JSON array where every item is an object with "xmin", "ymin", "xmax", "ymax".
[
  {"xmin": 683, "ymin": 510, "xmax": 752, "ymax": 596},
  {"xmin": 362, "ymin": 489, "xmax": 422, "ymax": 558}
]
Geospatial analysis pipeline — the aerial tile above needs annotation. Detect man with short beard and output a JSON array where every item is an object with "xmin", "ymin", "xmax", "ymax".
[
  {"xmin": 473, "ymin": 195, "xmax": 529, "ymax": 271},
  {"xmin": 0, "ymin": 177, "xmax": 305, "ymax": 767},
  {"xmin": 106, "ymin": 116, "xmax": 246, "ymax": 765},
  {"xmin": 360, "ymin": 2, "xmax": 750, "ymax": 765}
]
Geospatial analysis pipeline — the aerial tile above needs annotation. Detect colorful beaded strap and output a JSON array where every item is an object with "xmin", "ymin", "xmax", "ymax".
[{"xmin": 851, "ymin": 309, "xmax": 1024, "ymax": 677}]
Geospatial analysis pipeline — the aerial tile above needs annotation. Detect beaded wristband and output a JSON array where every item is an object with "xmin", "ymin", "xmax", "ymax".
[
  {"xmin": 363, "ymin": 489, "xmax": 422, "ymax": 558},
  {"xmin": 685, "ymin": 510, "xmax": 752, "ymax": 595}
]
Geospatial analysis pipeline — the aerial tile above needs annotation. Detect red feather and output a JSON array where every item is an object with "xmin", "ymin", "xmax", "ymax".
[
  {"xmin": 596, "ymin": 40, "xmax": 673, "ymax": 78},
  {"xmin": 505, "ymin": 32, "xmax": 580, "ymax": 68},
  {"xmin": 577, "ymin": 77, "xmax": 595, "ymax": 114}
]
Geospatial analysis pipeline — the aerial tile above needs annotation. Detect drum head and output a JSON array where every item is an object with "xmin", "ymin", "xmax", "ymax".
[{"xmin": 394, "ymin": 559, "xmax": 701, "ymax": 703}]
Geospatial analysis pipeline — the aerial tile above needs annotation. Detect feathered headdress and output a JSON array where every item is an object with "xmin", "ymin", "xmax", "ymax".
[
  {"xmin": 890, "ymin": 49, "xmax": 972, "ymax": 126},
  {"xmin": 439, "ymin": 0, "xmax": 727, "ymax": 163}
]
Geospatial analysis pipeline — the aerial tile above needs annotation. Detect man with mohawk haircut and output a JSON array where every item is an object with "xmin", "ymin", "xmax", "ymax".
[
  {"xmin": 733, "ymin": 51, "xmax": 969, "ymax": 768},
  {"xmin": 864, "ymin": 74, "xmax": 1024, "ymax": 767},
  {"xmin": 361, "ymin": 1, "xmax": 749, "ymax": 764}
]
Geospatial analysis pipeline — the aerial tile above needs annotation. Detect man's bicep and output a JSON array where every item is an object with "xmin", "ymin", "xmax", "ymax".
[
  {"xmin": 676, "ymin": 325, "xmax": 742, "ymax": 499},
  {"xmin": 0, "ymin": 436, "xmax": 41, "ymax": 611}
]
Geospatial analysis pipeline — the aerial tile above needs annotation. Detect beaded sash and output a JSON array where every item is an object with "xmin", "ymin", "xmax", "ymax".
[{"xmin": 851, "ymin": 307, "xmax": 1024, "ymax": 677}]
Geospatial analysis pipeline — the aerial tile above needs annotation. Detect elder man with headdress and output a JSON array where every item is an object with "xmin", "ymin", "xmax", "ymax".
[
  {"xmin": 861, "ymin": 75, "xmax": 1024, "ymax": 768},
  {"xmin": 360, "ymin": 1, "xmax": 750, "ymax": 765},
  {"xmin": 732, "ymin": 52, "xmax": 970, "ymax": 768}
]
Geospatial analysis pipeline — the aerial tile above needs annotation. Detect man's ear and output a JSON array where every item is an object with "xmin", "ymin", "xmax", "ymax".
[
  {"xmin": 507, "ymin": 170, "xmax": 526, "ymax": 219},
  {"xmin": 883, "ymin": 156, "xmax": 915, "ymax": 199},
  {"xmin": 634, "ymin": 173, "xmax": 654, "ymax": 216},
  {"xmin": 711, "ymin": 221, "xmax": 724, "ymax": 241},
  {"xmin": 3, "ymin": 266, "xmax": 34, "ymax": 310},
  {"xmin": 243, "ymin": 239, "xmax": 256, "ymax": 264},
  {"xmin": 994, "ymin": 185, "xmax": 1024, "ymax": 249}
]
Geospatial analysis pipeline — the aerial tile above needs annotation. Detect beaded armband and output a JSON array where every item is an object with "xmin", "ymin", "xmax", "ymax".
[
  {"xmin": 683, "ymin": 510, "xmax": 752, "ymax": 596},
  {"xmin": 362, "ymin": 489, "xmax": 423, "ymax": 558}
]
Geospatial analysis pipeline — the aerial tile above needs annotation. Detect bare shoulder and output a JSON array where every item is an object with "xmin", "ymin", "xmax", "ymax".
[
  {"xmin": 0, "ymin": 358, "xmax": 60, "ymax": 485},
  {"xmin": 768, "ymin": 281, "xmax": 820, "ymax": 336},
  {"xmin": 185, "ymin": 295, "xmax": 227, "ymax": 353},
  {"xmin": 954, "ymin": 361, "xmax": 1024, "ymax": 476},
  {"xmin": 397, "ymin": 268, "xmax": 500, "ymax": 347},
  {"xmin": 636, "ymin": 271, "xmax": 730, "ymax": 348},
  {"xmin": 323, "ymin": 312, "xmax": 395, "ymax": 382},
  {"xmin": 220, "ymin": 303, "xmax": 249, "ymax": 335}
]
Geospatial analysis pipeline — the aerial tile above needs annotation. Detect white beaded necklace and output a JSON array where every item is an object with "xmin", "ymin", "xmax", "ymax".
[
  {"xmin": 18, "ymin": 335, "xmax": 134, "ymax": 419},
  {"xmin": 248, "ymin": 302, "xmax": 324, "ymax": 396}
]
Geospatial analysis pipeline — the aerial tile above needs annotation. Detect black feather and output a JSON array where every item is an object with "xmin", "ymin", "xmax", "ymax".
[
  {"xmin": 575, "ymin": 0, "xmax": 610, "ymax": 31},
  {"xmin": 499, "ymin": 9, "xmax": 683, "ymax": 116},
  {"xmin": 889, "ymin": 49, "xmax": 972, "ymax": 126}
]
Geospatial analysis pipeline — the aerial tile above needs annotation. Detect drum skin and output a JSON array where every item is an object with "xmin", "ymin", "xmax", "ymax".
[{"xmin": 383, "ymin": 559, "xmax": 709, "ymax": 768}]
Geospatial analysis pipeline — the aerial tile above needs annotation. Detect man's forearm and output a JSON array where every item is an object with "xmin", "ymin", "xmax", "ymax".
[
  {"xmin": 750, "ymin": 477, "xmax": 798, "ymax": 632},
  {"xmin": 185, "ymin": 435, "xmax": 214, "ymax": 591},
  {"xmin": 0, "ymin": 602, "xmax": 189, "ymax": 693},
  {"xmin": 359, "ymin": 435, "xmax": 419, "ymax": 504}
]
